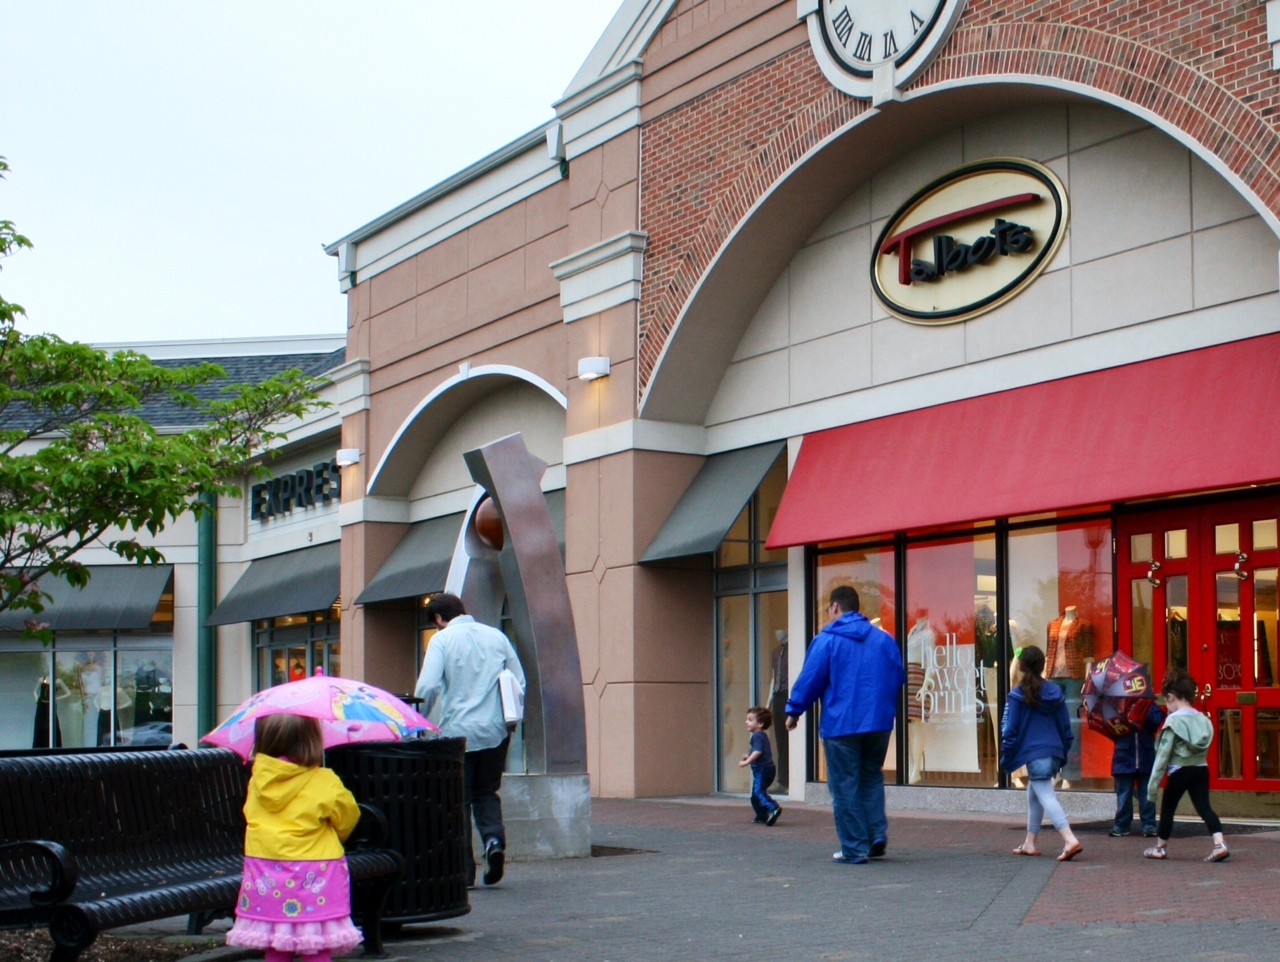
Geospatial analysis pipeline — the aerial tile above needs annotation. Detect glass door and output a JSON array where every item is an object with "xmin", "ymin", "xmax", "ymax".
[
  {"xmin": 1118, "ymin": 496, "xmax": 1280, "ymax": 791},
  {"xmin": 1117, "ymin": 509, "xmax": 1197, "ymax": 695},
  {"xmin": 1198, "ymin": 500, "xmax": 1280, "ymax": 788}
]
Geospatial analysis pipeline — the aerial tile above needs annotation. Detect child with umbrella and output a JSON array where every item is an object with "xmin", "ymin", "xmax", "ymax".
[{"xmin": 224, "ymin": 713, "xmax": 364, "ymax": 962}]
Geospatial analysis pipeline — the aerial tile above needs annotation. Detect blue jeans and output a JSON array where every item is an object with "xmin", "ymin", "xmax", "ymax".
[
  {"xmin": 1025, "ymin": 756, "xmax": 1069, "ymax": 833},
  {"xmin": 824, "ymin": 731, "xmax": 891, "ymax": 858},
  {"xmin": 750, "ymin": 763, "xmax": 779, "ymax": 820},
  {"xmin": 1114, "ymin": 772, "xmax": 1157, "ymax": 833}
]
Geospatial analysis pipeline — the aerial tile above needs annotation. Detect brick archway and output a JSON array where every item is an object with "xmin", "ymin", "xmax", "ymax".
[{"xmin": 639, "ymin": 19, "xmax": 1280, "ymax": 400}]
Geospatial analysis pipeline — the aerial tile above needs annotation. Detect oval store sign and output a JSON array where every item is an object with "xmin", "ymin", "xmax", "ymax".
[{"xmin": 871, "ymin": 159, "xmax": 1068, "ymax": 325}]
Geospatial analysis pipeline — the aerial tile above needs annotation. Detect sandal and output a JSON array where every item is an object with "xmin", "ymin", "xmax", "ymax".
[
  {"xmin": 1204, "ymin": 844, "xmax": 1230, "ymax": 863},
  {"xmin": 1012, "ymin": 845, "xmax": 1041, "ymax": 856},
  {"xmin": 1144, "ymin": 846, "xmax": 1168, "ymax": 859},
  {"xmin": 1056, "ymin": 842, "xmax": 1083, "ymax": 862}
]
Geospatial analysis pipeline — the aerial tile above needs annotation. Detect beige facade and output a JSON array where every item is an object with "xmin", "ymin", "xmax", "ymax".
[
  {"xmin": 20, "ymin": 2, "xmax": 1280, "ymax": 817},
  {"xmin": 316, "ymin": 0, "xmax": 1280, "ymax": 811}
]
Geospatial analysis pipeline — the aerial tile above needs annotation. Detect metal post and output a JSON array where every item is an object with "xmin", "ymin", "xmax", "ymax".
[{"xmin": 197, "ymin": 491, "xmax": 217, "ymax": 738}]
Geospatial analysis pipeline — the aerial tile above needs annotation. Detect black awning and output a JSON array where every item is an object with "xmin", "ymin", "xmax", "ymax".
[
  {"xmin": 639, "ymin": 442, "xmax": 785, "ymax": 562},
  {"xmin": 354, "ymin": 513, "xmax": 464, "ymax": 606},
  {"xmin": 354, "ymin": 489, "xmax": 566, "ymax": 606},
  {"xmin": 0, "ymin": 564, "xmax": 173, "ymax": 632},
  {"xmin": 205, "ymin": 542, "xmax": 340, "ymax": 626}
]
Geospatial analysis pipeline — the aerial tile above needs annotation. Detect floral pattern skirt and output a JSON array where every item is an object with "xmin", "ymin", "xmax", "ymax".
[{"xmin": 226, "ymin": 856, "xmax": 362, "ymax": 955}]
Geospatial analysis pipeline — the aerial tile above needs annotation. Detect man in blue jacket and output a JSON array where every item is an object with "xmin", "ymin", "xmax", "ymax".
[{"xmin": 785, "ymin": 585, "xmax": 906, "ymax": 864}]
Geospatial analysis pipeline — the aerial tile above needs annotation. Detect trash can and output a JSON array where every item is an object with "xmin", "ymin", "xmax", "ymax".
[{"xmin": 327, "ymin": 736, "xmax": 470, "ymax": 925}]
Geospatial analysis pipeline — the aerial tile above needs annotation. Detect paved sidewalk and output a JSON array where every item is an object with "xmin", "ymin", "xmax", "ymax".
[{"xmin": 125, "ymin": 796, "xmax": 1280, "ymax": 962}]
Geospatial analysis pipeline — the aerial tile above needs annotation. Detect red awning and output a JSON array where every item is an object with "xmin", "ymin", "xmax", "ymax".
[{"xmin": 766, "ymin": 333, "xmax": 1280, "ymax": 548}]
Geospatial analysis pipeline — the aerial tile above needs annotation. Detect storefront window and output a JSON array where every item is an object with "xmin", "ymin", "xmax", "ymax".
[
  {"xmin": 717, "ymin": 594, "xmax": 752, "ymax": 792},
  {"xmin": 0, "ymin": 636, "xmax": 174, "ymax": 750},
  {"xmin": 904, "ymin": 533, "xmax": 998, "ymax": 788},
  {"xmin": 254, "ymin": 604, "xmax": 341, "ymax": 689},
  {"xmin": 813, "ymin": 545, "xmax": 896, "ymax": 784},
  {"xmin": 715, "ymin": 454, "xmax": 788, "ymax": 793},
  {"xmin": 1007, "ymin": 520, "xmax": 1113, "ymax": 791}
]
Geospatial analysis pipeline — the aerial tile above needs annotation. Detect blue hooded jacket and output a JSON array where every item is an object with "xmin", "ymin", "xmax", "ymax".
[
  {"xmin": 1000, "ymin": 680, "xmax": 1073, "ymax": 773},
  {"xmin": 1111, "ymin": 702, "xmax": 1166, "ymax": 775},
  {"xmin": 785, "ymin": 611, "xmax": 906, "ymax": 738}
]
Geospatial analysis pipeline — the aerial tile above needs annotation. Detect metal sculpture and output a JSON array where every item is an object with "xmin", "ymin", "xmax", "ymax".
[{"xmin": 444, "ymin": 432, "xmax": 586, "ymax": 777}]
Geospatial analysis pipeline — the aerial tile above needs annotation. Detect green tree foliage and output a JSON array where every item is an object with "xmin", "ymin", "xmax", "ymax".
[{"xmin": 0, "ymin": 157, "xmax": 326, "ymax": 639}]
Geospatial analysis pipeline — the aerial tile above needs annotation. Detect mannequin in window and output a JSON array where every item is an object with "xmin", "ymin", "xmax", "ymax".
[
  {"xmin": 133, "ymin": 660, "xmax": 159, "ymax": 726},
  {"xmin": 974, "ymin": 600, "xmax": 999, "ymax": 773},
  {"xmin": 78, "ymin": 654, "xmax": 104, "ymax": 745},
  {"xmin": 1045, "ymin": 606, "xmax": 1093, "ymax": 787},
  {"xmin": 289, "ymin": 657, "xmax": 307, "ymax": 682},
  {"xmin": 906, "ymin": 614, "xmax": 939, "ymax": 784},
  {"xmin": 768, "ymin": 630, "xmax": 789, "ymax": 792},
  {"xmin": 96, "ymin": 685, "xmax": 132, "ymax": 747},
  {"xmin": 33, "ymin": 675, "xmax": 70, "ymax": 748}
]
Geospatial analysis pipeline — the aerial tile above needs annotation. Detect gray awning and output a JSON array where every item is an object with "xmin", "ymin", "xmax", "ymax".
[
  {"xmin": 354, "ymin": 489, "xmax": 566, "ymax": 606},
  {"xmin": 354, "ymin": 513, "xmax": 464, "ymax": 606},
  {"xmin": 0, "ymin": 564, "xmax": 173, "ymax": 632},
  {"xmin": 205, "ymin": 542, "xmax": 340, "ymax": 627},
  {"xmin": 639, "ymin": 442, "xmax": 785, "ymax": 562}
]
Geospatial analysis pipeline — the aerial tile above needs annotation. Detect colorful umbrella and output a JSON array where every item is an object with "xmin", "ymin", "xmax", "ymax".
[
  {"xmin": 201, "ymin": 671, "xmax": 439, "ymax": 760},
  {"xmin": 1082, "ymin": 650, "xmax": 1155, "ymax": 739}
]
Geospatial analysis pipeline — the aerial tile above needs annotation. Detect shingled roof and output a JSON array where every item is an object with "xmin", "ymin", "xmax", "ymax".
[
  {"xmin": 0, "ymin": 345, "xmax": 346, "ymax": 434},
  {"xmin": 143, "ymin": 347, "xmax": 346, "ymax": 428}
]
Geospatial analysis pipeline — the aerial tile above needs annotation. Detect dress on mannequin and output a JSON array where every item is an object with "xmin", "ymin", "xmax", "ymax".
[
  {"xmin": 1045, "ymin": 607, "xmax": 1093, "ymax": 787},
  {"xmin": 906, "ymin": 616, "xmax": 938, "ymax": 784},
  {"xmin": 32, "ymin": 676, "xmax": 69, "ymax": 748},
  {"xmin": 768, "ymin": 631, "xmax": 789, "ymax": 792}
]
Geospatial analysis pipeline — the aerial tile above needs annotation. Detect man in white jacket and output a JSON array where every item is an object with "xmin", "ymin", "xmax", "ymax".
[{"xmin": 415, "ymin": 592, "xmax": 525, "ymax": 886}]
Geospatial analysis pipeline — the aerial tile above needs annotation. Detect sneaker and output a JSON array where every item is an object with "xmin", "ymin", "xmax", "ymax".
[
  {"xmin": 765, "ymin": 807, "xmax": 781, "ymax": 826},
  {"xmin": 482, "ymin": 837, "xmax": 505, "ymax": 885},
  {"xmin": 1108, "ymin": 828, "xmax": 1130, "ymax": 837},
  {"xmin": 870, "ymin": 837, "xmax": 887, "ymax": 858},
  {"xmin": 1142, "ymin": 828, "xmax": 1159, "ymax": 838},
  {"xmin": 832, "ymin": 852, "xmax": 869, "ymax": 865}
]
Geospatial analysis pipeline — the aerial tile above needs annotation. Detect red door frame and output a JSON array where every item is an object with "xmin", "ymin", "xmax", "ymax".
[{"xmin": 1117, "ymin": 496, "xmax": 1280, "ymax": 791}]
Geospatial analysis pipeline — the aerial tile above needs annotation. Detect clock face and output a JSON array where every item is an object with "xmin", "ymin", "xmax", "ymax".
[{"xmin": 818, "ymin": 1, "xmax": 949, "ymax": 77}]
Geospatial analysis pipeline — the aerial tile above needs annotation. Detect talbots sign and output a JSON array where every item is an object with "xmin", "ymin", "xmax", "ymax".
[{"xmin": 871, "ymin": 159, "xmax": 1068, "ymax": 325}]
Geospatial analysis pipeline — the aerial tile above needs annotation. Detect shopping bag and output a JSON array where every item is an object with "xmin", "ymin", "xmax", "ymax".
[{"xmin": 498, "ymin": 669, "xmax": 525, "ymax": 725}]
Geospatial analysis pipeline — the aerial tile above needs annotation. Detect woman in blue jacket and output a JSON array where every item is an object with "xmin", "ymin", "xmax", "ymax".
[{"xmin": 1001, "ymin": 645, "xmax": 1083, "ymax": 861}]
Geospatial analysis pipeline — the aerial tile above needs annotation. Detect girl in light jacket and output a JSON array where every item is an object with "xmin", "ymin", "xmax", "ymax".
[{"xmin": 1144, "ymin": 668, "xmax": 1229, "ymax": 862}]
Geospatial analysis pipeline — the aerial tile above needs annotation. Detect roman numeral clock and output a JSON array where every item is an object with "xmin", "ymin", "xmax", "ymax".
[{"xmin": 799, "ymin": 0, "xmax": 967, "ymax": 102}]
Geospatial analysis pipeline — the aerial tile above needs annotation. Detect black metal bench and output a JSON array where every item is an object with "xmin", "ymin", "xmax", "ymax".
[{"xmin": 0, "ymin": 747, "xmax": 403, "ymax": 962}]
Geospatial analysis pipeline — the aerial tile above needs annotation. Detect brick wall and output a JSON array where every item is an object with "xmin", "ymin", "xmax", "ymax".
[{"xmin": 638, "ymin": 0, "xmax": 1280, "ymax": 390}]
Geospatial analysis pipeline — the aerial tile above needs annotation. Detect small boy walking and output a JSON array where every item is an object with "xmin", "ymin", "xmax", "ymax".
[
  {"xmin": 1110, "ymin": 700, "xmax": 1166, "ymax": 837},
  {"xmin": 739, "ymin": 707, "xmax": 782, "ymax": 825}
]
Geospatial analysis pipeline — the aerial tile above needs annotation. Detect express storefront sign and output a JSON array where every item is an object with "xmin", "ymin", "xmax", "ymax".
[
  {"xmin": 250, "ymin": 459, "xmax": 341, "ymax": 520},
  {"xmin": 872, "ymin": 159, "xmax": 1069, "ymax": 324}
]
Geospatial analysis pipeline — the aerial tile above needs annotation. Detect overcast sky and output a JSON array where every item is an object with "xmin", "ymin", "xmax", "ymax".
[{"xmin": 1, "ymin": 1, "xmax": 622, "ymax": 346}]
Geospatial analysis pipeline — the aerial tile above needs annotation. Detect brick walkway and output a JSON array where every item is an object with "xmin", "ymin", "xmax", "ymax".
[{"xmin": 128, "ymin": 795, "xmax": 1280, "ymax": 962}]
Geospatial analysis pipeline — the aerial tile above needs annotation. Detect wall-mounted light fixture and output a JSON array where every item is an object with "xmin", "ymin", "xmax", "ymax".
[
  {"xmin": 335, "ymin": 448, "xmax": 361, "ymax": 467},
  {"xmin": 577, "ymin": 356, "xmax": 611, "ymax": 381}
]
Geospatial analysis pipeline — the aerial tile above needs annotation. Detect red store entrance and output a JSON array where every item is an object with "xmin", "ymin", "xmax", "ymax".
[{"xmin": 1118, "ymin": 495, "xmax": 1280, "ymax": 795}]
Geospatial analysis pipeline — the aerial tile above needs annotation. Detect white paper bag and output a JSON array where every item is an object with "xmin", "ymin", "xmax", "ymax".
[{"xmin": 498, "ymin": 669, "xmax": 524, "ymax": 725}]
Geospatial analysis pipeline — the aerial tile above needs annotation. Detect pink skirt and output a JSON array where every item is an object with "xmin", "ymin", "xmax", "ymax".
[{"xmin": 226, "ymin": 856, "xmax": 363, "ymax": 954}]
